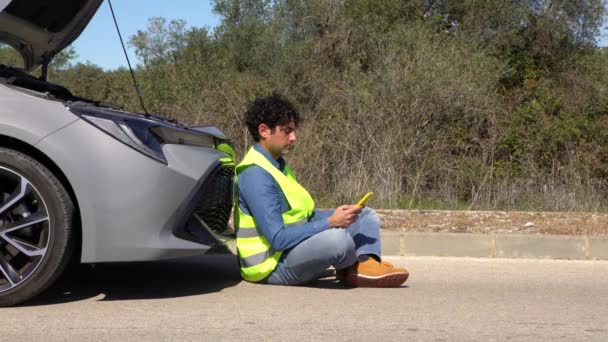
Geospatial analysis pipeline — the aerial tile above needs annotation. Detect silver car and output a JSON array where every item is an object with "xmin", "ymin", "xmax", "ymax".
[{"xmin": 0, "ymin": 0, "xmax": 235, "ymax": 306}]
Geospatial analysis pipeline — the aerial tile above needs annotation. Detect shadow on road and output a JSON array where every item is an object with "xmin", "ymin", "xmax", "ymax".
[{"xmin": 20, "ymin": 254, "xmax": 242, "ymax": 306}]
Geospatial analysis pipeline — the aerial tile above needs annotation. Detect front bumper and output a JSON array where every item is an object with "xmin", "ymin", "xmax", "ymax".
[
  {"xmin": 36, "ymin": 119, "xmax": 235, "ymax": 263},
  {"xmin": 173, "ymin": 160, "xmax": 235, "ymax": 252}
]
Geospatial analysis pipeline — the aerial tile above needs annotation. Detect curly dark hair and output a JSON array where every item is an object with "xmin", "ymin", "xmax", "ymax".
[{"xmin": 244, "ymin": 93, "xmax": 301, "ymax": 142}]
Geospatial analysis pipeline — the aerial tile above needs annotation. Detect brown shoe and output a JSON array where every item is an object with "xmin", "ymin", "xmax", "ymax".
[
  {"xmin": 381, "ymin": 260, "xmax": 394, "ymax": 267},
  {"xmin": 345, "ymin": 258, "xmax": 409, "ymax": 288}
]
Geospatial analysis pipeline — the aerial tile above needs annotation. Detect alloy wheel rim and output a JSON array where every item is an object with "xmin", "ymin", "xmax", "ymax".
[{"xmin": 0, "ymin": 166, "xmax": 51, "ymax": 293}]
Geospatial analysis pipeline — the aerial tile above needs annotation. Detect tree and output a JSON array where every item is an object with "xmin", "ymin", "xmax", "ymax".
[
  {"xmin": 212, "ymin": 0, "xmax": 276, "ymax": 72},
  {"xmin": 1, "ymin": 44, "xmax": 78, "ymax": 77},
  {"xmin": 129, "ymin": 17, "xmax": 190, "ymax": 67},
  {"xmin": 0, "ymin": 44, "xmax": 24, "ymax": 68},
  {"xmin": 49, "ymin": 46, "xmax": 78, "ymax": 72},
  {"xmin": 423, "ymin": 0, "xmax": 607, "ymax": 77}
]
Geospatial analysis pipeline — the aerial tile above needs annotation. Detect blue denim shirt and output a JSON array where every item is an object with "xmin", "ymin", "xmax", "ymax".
[{"xmin": 237, "ymin": 144, "xmax": 329, "ymax": 251}]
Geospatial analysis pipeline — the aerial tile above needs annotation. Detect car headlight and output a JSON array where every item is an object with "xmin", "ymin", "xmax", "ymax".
[{"xmin": 69, "ymin": 106, "xmax": 230, "ymax": 164}]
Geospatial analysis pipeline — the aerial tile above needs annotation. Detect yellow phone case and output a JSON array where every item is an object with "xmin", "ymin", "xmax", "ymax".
[{"xmin": 357, "ymin": 192, "xmax": 373, "ymax": 206}]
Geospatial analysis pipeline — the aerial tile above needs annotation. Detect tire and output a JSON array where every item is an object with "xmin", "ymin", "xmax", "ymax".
[{"xmin": 0, "ymin": 147, "xmax": 75, "ymax": 307}]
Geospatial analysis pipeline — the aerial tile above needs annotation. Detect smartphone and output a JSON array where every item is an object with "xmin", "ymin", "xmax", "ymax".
[{"xmin": 356, "ymin": 192, "xmax": 374, "ymax": 207}]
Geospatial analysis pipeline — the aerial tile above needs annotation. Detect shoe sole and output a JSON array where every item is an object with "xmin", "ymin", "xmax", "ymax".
[{"xmin": 345, "ymin": 271, "xmax": 409, "ymax": 288}]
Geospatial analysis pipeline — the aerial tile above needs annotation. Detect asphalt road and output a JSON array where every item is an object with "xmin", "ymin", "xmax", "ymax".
[{"xmin": 2, "ymin": 255, "xmax": 608, "ymax": 341}]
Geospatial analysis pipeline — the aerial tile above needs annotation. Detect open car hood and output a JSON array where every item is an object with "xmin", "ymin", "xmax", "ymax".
[{"xmin": 0, "ymin": 0, "xmax": 102, "ymax": 71}]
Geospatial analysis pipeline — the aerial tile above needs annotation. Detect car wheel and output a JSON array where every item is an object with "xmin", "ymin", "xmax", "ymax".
[{"xmin": 0, "ymin": 147, "xmax": 75, "ymax": 307}]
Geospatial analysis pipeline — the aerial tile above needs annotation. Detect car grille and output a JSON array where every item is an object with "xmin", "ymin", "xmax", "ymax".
[{"xmin": 190, "ymin": 164, "xmax": 234, "ymax": 235}]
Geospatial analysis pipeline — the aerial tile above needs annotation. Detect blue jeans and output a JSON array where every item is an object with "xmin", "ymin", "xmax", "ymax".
[{"xmin": 263, "ymin": 207, "xmax": 382, "ymax": 285}]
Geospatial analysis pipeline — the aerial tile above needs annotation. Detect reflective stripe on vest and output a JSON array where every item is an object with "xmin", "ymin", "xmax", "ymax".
[
  {"xmin": 240, "ymin": 248, "xmax": 276, "ymax": 268},
  {"xmin": 235, "ymin": 147, "xmax": 314, "ymax": 282}
]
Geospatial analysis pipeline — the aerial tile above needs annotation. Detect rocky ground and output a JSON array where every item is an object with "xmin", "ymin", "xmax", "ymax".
[{"xmin": 376, "ymin": 209, "xmax": 608, "ymax": 235}]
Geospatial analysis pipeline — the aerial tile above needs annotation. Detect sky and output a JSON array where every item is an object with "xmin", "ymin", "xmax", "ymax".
[
  {"xmin": 71, "ymin": 0, "xmax": 221, "ymax": 70},
  {"xmin": 68, "ymin": 1, "xmax": 608, "ymax": 70}
]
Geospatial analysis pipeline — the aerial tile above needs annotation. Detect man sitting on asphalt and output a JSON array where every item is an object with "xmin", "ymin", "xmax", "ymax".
[{"xmin": 234, "ymin": 94, "xmax": 409, "ymax": 287}]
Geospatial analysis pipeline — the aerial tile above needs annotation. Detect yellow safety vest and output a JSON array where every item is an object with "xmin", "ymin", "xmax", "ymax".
[{"xmin": 235, "ymin": 147, "xmax": 315, "ymax": 282}]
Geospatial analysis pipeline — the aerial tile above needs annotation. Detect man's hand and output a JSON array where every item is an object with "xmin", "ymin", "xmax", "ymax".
[{"xmin": 328, "ymin": 205, "xmax": 362, "ymax": 228}]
